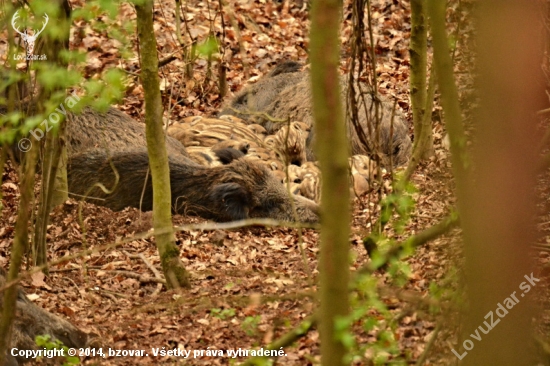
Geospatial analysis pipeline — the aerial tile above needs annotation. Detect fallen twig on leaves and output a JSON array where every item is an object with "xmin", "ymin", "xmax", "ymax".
[{"xmin": 239, "ymin": 314, "xmax": 318, "ymax": 366}]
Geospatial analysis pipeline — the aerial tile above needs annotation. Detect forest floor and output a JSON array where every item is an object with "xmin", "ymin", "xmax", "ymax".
[{"xmin": 4, "ymin": 0, "xmax": 547, "ymax": 365}]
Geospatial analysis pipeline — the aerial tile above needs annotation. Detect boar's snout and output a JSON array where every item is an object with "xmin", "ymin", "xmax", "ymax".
[
  {"xmin": 292, "ymin": 194, "xmax": 320, "ymax": 223},
  {"xmin": 244, "ymin": 168, "xmax": 320, "ymax": 223}
]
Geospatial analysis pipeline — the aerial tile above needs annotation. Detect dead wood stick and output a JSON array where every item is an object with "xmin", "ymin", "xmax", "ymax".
[
  {"xmin": 239, "ymin": 314, "xmax": 317, "ymax": 366},
  {"xmin": 376, "ymin": 284, "xmax": 443, "ymax": 310},
  {"xmin": 95, "ymin": 288, "xmax": 127, "ymax": 301},
  {"xmin": 174, "ymin": 218, "xmax": 320, "ymax": 232},
  {"xmin": 104, "ymin": 270, "xmax": 166, "ymax": 285},
  {"xmin": 158, "ymin": 55, "xmax": 177, "ymax": 68},
  {"xmin": 124, "ymin": 251, "xmax": 164, "ymax": 295},
  {"xmin": 49, "ymin": 266, "xmax": 103, "ymax": 273},
  {"xmin": 415, "ymin": 323, "xmax": 442, "ymax": 366}
]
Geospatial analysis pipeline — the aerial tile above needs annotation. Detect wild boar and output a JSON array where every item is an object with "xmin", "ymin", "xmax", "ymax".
[
  {"xmin": 66, "ymin": 107, "xmax": 188, "ymax": 157},
  {"xmin": 67, "ymin": 148, "xmax": 319, "ymax": 223},
  {"xmin": 220, "ymin": 61, "xmax": 412, "ymax": 167}
]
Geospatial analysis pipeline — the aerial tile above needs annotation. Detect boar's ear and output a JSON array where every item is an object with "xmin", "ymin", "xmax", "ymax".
[
  {"xmin": 213, "ymin": 147, "xmax": 245, "ymax": 165},
  {"xmin": 210, "ymin": 183, "xmax": 251, "ymax": 220},
  {"xmin": 234, "ymin": 92, "xmax": 248, "ymax": 106}
]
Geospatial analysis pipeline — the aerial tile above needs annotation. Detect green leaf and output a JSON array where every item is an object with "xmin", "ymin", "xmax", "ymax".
[
  {"xmin": 196, "ymin": 36, "xmax": 219, "ymax": 58},
  {"xmin": 363, "ymin": 317, "xmax": 378, "ymax": 332},
  {"xmin": 99, "ymin": 0, "xmax": 118, "ymax": 18}
]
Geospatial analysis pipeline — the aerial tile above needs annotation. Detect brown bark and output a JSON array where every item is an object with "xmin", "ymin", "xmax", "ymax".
[
  {"xmin": 0, "ymin": 142, "xmax": 39, "ymax": 364},
  {"xmin": 310, "ymin": 0, "xmax": 350, "ymax": 365},
  {"xmin": 427, "ymin": 1, "xmax": 467, "ymax": 185},
  {"xmin": 409, "ymin": 0, "xmax": 433, "ymax": 161},
  {"xmin": 33, "ymin": 0, "xmax": 71, "ymax": 268},
  {"xmin": 429, "ymin": 1, "xmax": 542, "ymax": 364},
  {"xmin": 402, "ymin": 66, "xmax": 436, "ymax": 183}
]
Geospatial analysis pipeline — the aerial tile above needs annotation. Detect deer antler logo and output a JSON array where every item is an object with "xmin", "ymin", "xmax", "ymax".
[{"xmin": 11, "ymin": 10, "xmax": 49, "ymax": 59}]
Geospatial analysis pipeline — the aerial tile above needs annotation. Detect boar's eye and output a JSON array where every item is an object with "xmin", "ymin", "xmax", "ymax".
[
  {"xmin": 263, "ymin": 196, "xmax": 285, "ymax": 210},
  {"xmin": 393, "ymin": 145, "xmax": 400, "ymax": 156},
  {"xmin": 234, "ymin": 93, "xmax": 248, "ymax": 105},
  {"xmin": 210, "ymin": 183, "xmax": 250, "ymax": 220}
]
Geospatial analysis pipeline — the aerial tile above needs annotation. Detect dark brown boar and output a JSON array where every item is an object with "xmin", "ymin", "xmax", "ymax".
[
  {"xmin": 3, "ymin": 104, "xmax": 188, "ymax": 158},
  {"xmin": 67, "ymin": 148, "xmax": 319, "ymax": 223},
  {"xmin": 219, "ymin": 62, "xmax": 412, "ymax": 166},
  {"xmin": 66, "ymin": 107, "xmax": 188, "ymax": 157}
]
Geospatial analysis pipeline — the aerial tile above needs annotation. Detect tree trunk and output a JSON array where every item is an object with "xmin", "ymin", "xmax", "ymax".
[
  {"xmin": 427, "ymin": 1, "xmax": 467, "ymax": 184},
  {"xmin": 429, "ymin": 1, "xmax": 542, "ymax": 364},
  {"xmin": 50, "ymin": 0, "xmax": 71, "ymax": 205},
  {"xmin": 135, "ymin": 0, "xmax": 191, "ymax": 289},
  {"xmin": 310, "ymin": 0, "xmax": 350, "ymax": 365},
  {"xmin": 402, "ymin": 66, "xmax": 436, "ymax": 183},
  {"xmin": 33, "ymin": 131, "xmax": 62, "ymax": 267},
  {"xmin": 33, "ymin": 0, "xmax": 71, "ymax": 268},
  {"xmin": 409, "ymin": 0, "xmax": 432, "ymax": 160},
  {"xmin": 0, "ymin": 141, "xmax": 39, "ymax": 365}
]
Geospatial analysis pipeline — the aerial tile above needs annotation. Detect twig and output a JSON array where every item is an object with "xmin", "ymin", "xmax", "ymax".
[
  {"xmin": 402, "ymin": 65, "xmax": 437, "ymax": 183},
  {"xmin": 49, "ymin": 266, "xmax": 103, "ymax": 273},
  {"xmin": 118, "ymin": 54, "xmax": 186, "ymax": 78},
  {"xmin": 377, "ymin": 285, "xmax": 443, "ymax": 310},
  {"xmin": 361, "ymin": 214, "xmax": 460, "ymax": 274},
  {"xmin": 239, "ymin": 314, "xmax": 317, "ymax": 366},
  {"xmin": 98, "ymin": 291, "xmax": 117, "ymax": 302},
  {"xmin": 63, "ymin": 276, "xmax": 84, "ymax": 300},
  {"xmin": 415, "ymin": 323, "xmax": 442, "ymax": 366},
  {"xmin": 537, "ymin": 152, "xmax": 550, "ymax": 172},
  {"xmin": 94, "ymin": 288, "xmax": 126, "ymax": 301},
  {"xmin": 174, "ymin": 0, "xmax": 185, "ymax": 46},
  {"xmin": 535, "ymin": 335, "xmax": 550, "ymax": 358},
  {"xmin": 225, "ymin": 5, "xmax": 249, "ymax": 80},
  {"xmin": 158, "ymin": 55, "xmax": 177, "ymax": 68},
  {"xmin": 174, "ymin": 218, "xmax": 320, "ymax": 232},
  {"xmin": 282, "ymin": 118, "xmax": 314, "ymax": 289},
  {"xmin": 103, "ymin": 270, "xmax": 166, "ymax": 285},
  {"xmin": 135, "ymin": 291, "xmax": 316, "ymax": 315},
  {"xmin": 124, "ymin": 251, "xmax": 165, "ymax": 295},
  {"xmin": 533, "ymin": 244, "xmax": 550, "ymax": 254},
  {"xmin": 119, "ymin": 68, "xmax": 141, "ymax": 78}
]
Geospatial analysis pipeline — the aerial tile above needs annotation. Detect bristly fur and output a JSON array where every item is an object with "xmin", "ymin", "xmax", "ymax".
[
  {"xmin": 67, "ymin": 148, "xmax": 319, "ymax": 223},
  {"xmin": 67, "ymin": 107, "xmax": 188, "ymax": 157},
  {"xmin": 219, "ymin": 61, "xmax": 412, "ymax": 166}
]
